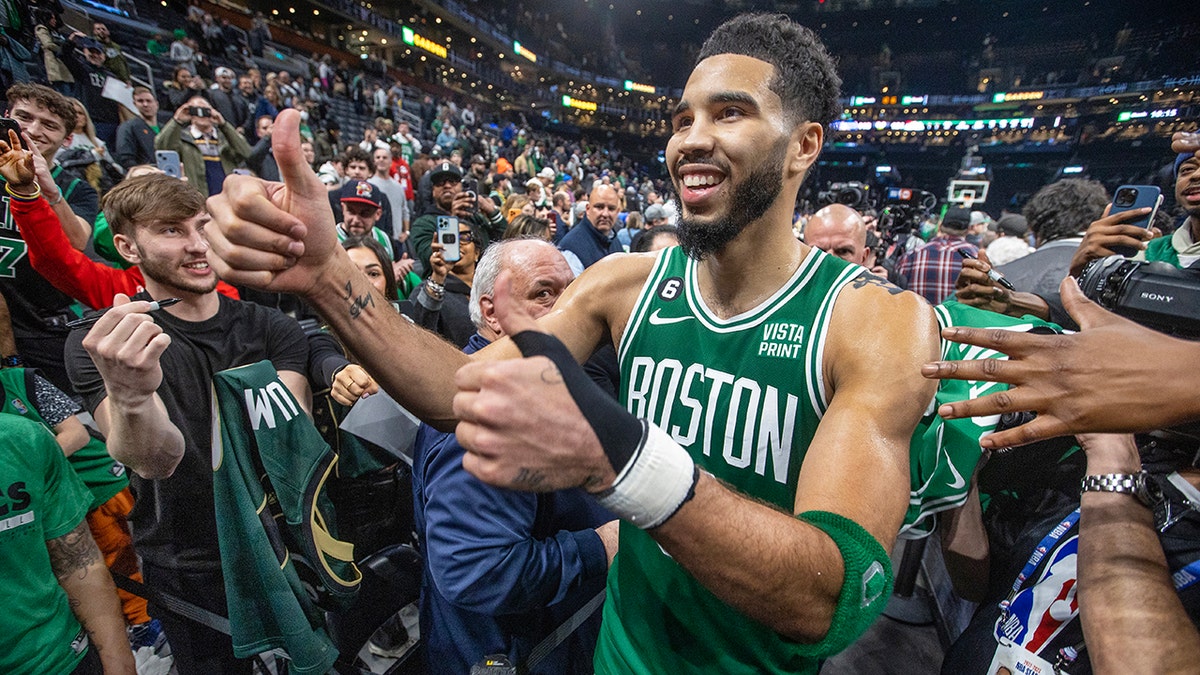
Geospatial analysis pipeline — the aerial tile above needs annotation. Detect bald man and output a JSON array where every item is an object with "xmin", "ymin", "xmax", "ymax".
[
  {"xmin": 805, "ymin": 204, "xmax": 897, "ymax": 282},
  {"xmin": 558, "ymin": 183, "xmax": 624, "ymax": 269}
]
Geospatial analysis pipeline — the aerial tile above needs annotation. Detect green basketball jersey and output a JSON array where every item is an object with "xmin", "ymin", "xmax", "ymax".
[
  {"xmin": 600, "ymin": 246, "xmax": 863, "ymax": 674},
  {"xmin": 902, "ymin": 301, "xmax": 1063, "ymax": 537},
  {"xmin": 0, "ymin": 368, "xmax": 127, "ymax": 511}
]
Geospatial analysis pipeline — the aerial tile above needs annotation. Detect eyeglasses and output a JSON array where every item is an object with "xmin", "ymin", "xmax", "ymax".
[
  {"xmin": 457, "ymin": 231, "xmax": 474, "ymax": 244},
  {"xmin": 433, "ymin": 177, "xmax": 460, "ymax": 188}
]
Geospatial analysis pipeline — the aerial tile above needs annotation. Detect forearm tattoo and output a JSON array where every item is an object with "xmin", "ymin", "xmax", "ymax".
[
  {"xmin": 48, "ymin": 520, "xmax": 102, "ymax": 583},
  {"xmin": 342, "ymin": 279, "xmax": 376, "ymax": 319}
]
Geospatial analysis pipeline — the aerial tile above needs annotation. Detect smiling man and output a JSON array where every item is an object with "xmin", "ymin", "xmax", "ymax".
[
  {"xmin": 64, "ymin": 173, "xmax": 310, "ymax": 674},
  {"xmin": 204, "ymin": 13, "xmax": 937, "ymax": 672}
]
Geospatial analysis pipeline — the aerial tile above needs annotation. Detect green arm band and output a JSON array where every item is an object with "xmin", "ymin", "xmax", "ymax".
[{"xmin": 791, "ymin": 510, "xmax": 893, "ymax": 658}]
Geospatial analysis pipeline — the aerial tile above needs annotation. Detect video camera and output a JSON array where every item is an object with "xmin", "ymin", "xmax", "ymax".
[
  {"xmin": 817, "ymin": 182, "xmax": 871, "ymax": 210},
  {"xmin": 877, "ymin": 186, "xmax": 937, "ymax": 245},
  {"xmin": 1078, "ymin": 256, "xmax": 1200, "ymax": 340}
]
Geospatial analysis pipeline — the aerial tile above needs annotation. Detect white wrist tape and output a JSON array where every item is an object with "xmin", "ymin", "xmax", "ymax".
[{"xmin": 595, "ymin": 421, "xmax": 698, "ymax": 529}]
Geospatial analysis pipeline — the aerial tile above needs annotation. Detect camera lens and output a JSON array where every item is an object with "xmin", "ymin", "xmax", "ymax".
[{"xmin": 1115, "ymin": 188, "xmax": 1138, "ymax": 207}]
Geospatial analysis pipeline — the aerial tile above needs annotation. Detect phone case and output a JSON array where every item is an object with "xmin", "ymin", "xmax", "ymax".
[
  {"xmin": 1109, "ymin": 185, "xmax": 1162, "ymax": 257},
  {"xmin": 437, "ymin": 216, "xmax": 461, "ymax": 263}
]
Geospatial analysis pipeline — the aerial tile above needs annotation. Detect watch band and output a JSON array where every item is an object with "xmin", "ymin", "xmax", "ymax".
[{"xmin": 1081, "ymin": 473, "xmax": 1153, "ymax": 506}]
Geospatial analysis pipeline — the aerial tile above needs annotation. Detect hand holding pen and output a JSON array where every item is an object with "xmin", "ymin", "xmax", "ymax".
[
  {"xmin": 68, "ymin": 298, "xmax": 181, "ymax": 329},
  {"xmin": 957, "ymin": 249, "xmax": 1017, "ymax": 291},
  {"xmin": 78, "ymin": 294, "xmax": 175, "ymax": 410}
]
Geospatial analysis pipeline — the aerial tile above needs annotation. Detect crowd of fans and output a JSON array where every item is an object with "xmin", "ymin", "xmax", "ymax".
[{"xmin": 0, "ymin": 4, "xmax": 1198, "ymax": 675}]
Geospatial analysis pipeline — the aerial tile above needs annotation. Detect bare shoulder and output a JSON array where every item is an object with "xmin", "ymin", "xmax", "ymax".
[
  {"xmin": 828, "ymin": 270, "xmax": 939, "ymax": 382},
  {"xmin": 547, "ymin": 251, "xmax": 660, "ymax": 348}
]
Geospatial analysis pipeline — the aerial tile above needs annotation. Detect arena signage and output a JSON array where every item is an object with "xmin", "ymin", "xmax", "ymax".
[
  {"xmin": 514, "ymin": 41, "xmax": 537, "ymax": 63},
  {"xmin": 624, "ymin": 80, "xmax": 656, "ymax": 94},
  {"xmin": 992, "ymin": 91, "xmax": 1045, "ymax": 103},
  {"xmin": 830, "ymin": 117, "xmax": 1034, "ymax": 132},
  {"xmin": 561, "ymin": 95, "xmax": 598, "ymax": 112},
  {"xmin": 401, "ymin": 27, "xmax": 448, "ymax": 59}
]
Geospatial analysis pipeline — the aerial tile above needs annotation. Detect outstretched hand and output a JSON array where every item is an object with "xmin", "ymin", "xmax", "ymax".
[
  {"xmin": 0, "ymin": 129, "xmax": 35, "ymax": 188},
  {"xmin": 205, "ymin": 109, "xmax": 343, "ymax": 295},
  {"xmin": 922, "ymin": 276, "xmax": 1198, "ymax": 448}
]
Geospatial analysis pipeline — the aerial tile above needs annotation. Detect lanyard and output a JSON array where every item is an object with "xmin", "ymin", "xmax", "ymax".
[{"xmin": 1000, "ymin": 508, "xmax": 1081, "ymax": 613}]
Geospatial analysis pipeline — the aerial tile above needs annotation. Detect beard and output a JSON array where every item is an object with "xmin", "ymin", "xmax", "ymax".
[
  {"xmin": 136, "ymin": 247, "xmax": 219, "ymax": 296},
  {"xmin": 673, "ymin": 138, "xmax": 788, "ymax": 260}
]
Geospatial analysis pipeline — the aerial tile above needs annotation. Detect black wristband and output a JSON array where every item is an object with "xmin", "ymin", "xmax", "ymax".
[
  {"xmin": 509, "ymin": 330, "xmax": 642, "ymax": 474},
  {"xmin": 1, "ymin": 354, "xmax": 23, "ymax": 368}
]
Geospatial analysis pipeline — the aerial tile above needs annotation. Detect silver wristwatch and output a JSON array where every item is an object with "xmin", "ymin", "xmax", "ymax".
[{"xmin": 1080, "ymin": 472, "xmax": 1159, "ymax": 507}]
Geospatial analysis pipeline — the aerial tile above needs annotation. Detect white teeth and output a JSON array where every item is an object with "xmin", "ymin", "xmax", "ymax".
[{"xmin": 683, "ymin": 174, "xmax": 722, "ymax": 188}]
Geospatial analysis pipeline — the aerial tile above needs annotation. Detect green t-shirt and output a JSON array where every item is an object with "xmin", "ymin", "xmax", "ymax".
[
  {"xmin": 0, "ymin": 413, "xmax": 95, "ymax": 675},
  {"xmin": 0, "ymin": 368, "xmax": 128, "ymax": 510}
]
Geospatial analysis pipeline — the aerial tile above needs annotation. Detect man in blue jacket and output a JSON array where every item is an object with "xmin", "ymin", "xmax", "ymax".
[
  {"xmin": 409, "ymin": 238, "xmax": 617, "ymax": 673},
  {"xmin": 558, "ymin": 183, "xmax": 624, "ymax": 269}
]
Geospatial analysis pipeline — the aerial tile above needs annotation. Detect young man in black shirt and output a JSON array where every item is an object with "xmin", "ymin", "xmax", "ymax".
[{"xmin": 65, "ymin": 174, "xmax": 310, "ymax": 674}]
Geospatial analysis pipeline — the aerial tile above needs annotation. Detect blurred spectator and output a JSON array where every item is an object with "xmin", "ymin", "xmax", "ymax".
[
  {"xmin": 92, "ymin": 21, "xmax": 129, "ymax": 83},
  {"xmin": 0, "ymin": 25, "xmax": 32, "ymax": 92},
  {"xmin": 35, "ymin": 13, "xmax": 74, "ymax": 97},
  {"xmin": 249, "ymin": 11, "xmax": 271, "ymax": 56},
  {"xmin": 313, "ymin": 119, "xmax": 340, "ymax": 167},
  {"xmin": 897, "ymin": 206, "xmax": 977, "ymax": 304},
  {"xmin": 56, "ymin": 98, "xmax": 121, "ymax": 193},
  {"xmin": 116, "ymin": 86, "xmax": 169, "ymax": 168},
  {"xmin": 985, "ymin": 214, "xmax": 1034, "ymax": 266},
  {"xmin": 369, "ymin": 146, "xmax": 409, "ymax": 242},
  {"xmin": 208, "ymin": 67, "xmax": 249, "ymax": 138},
  {"xmin": 246, "ymin": 116, "xmax": 279, "ymax": 181},
  {"xmin": 146, "ymin": 32, "xmax": 168, "ymax": 56},
  {"xmin": 169, "ymin": 31, "xmax": 197, "ymax": 71},
  {"xmin": 161, "ymin": 66, "xmax": 197, "ymax": 111},
  {"xmin": 61, "ymin": 32, "xmax": 122, "ymax": 148},
  {"xmin": 155, "ymin": 96, "xmax": 252, "ymax": 198}
]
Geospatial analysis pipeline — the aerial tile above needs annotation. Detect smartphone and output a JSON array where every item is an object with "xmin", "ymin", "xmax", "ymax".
[
  {"xmin": 1108, "ymin": 185, "xmax": 1162, "ymax": 257},
  {"xmin": 155, "ymin": 150, "xmax": 181, "ymax": 178},
  {"xmin": 461, "ymin": 178, "xmax": 479, "ymax": 214},
  {"xmin": 0, "ymin": 117, "xmax": 28, "ymax": 150},
  {"xmin": 437, "ymin": 215, "xmax": 461, "ymax": 263},
  {"xmin": 188, "ymin": 106, "xmax": 212, "ymax": 118}
]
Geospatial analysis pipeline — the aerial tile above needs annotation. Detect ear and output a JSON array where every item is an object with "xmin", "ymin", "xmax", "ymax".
[
  {"xmin": 787, "ymin": 121, "xmax": 824, "ymax": 180},
  {"xmin": 479, "ymin": 294, "xmax": 503, "ymax": 335},
  {"xmin": 112, "ymin": 232, "xmax": 143, "ymax": 266}
]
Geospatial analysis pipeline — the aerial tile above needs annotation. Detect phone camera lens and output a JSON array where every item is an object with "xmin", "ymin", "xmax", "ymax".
[{"xmin": 1115, "ymin": 188, "xmax": 1138, "ymax": 207}]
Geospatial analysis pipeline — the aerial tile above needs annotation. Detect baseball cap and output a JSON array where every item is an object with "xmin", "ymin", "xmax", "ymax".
[
  {"xmin": 215, "ymin": 67, "xmax": 235, "ymax": 78},
  {"xmin": 996, "ymin": 214, "xmax": 1029, "ymax": 237},
  {"xmin": 338, "ymin": 180, "xmax": 382, "ymax": 209},
  {"xmin": 429, "ymin": 161, "xmax": 463, "ymax": 184},
  {"xmin": 644, "ymin": 204, "xmax": 667, "ymax": 221},
  {"xmin": 940, "ymin": 206, "xmax": 971, "ymax": 231},
  {"xmin": 470, "ymin": 154, "xmax": 486, "ymax": 165},
  {"xmin": 538, "ymin": 167, "xmax": 556, "ymax": 180}
]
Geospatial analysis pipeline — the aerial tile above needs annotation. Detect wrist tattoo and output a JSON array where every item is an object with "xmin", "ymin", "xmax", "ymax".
[
  {"xmin": 513, "ymin": 467, "xmax": 547, "ymax": 490},
  {"xmin": 342, "ymin": 280, "xmax": 376, "ymax": 319}
]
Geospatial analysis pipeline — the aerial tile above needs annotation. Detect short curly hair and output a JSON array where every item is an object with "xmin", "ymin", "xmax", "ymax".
[
  {"xmin": 1022, "ymin": 179, "xmax": 1109, "ymax": 243},
  {"xmin": 4, "ymin": 83, "xmax": 76, "ymax": 132},
  {"xmin": 697, "ymin": 13, "xmax": 842, "ymax": 129}
]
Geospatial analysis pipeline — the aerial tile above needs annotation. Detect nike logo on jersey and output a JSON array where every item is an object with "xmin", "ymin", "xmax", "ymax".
[{"xmin": 647, "ymin": 308, "xmax": 695, "ymax": 325}]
